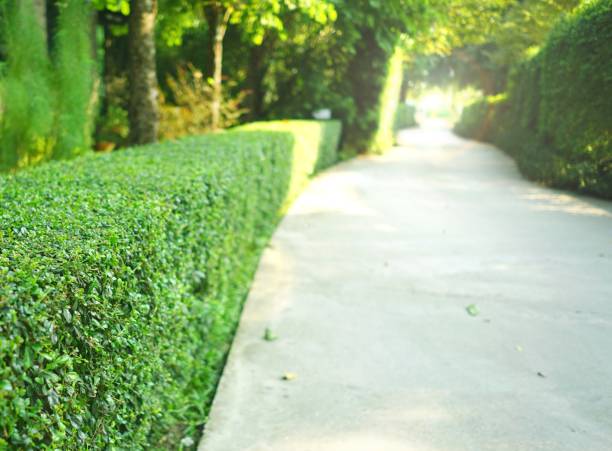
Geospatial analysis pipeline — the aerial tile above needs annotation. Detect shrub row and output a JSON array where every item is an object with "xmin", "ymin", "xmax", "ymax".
[
  {"xmin": 454, "ymin": 0, "xmax": 612, "ymax": 198},
  {"xmin": 0, "ymin": 120, "xmax": 341, "ymax": 449},
  {"xmin": 342, "ymin": 40, "xmax": 405, "ymax": 154},
  {"xmin": 393, "ymin": 103, "xmax": 417, "ymax": 133}
]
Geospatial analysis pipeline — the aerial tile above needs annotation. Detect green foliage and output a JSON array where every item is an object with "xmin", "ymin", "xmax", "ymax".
[
  {"xmin": 490, "ymin": 0, "xmax": 580, "ymax": 65},
  {"xmin": 153, "ymin": 0, "xmax": 446, "ymax": 155},
  {"xmin": 159, "ymin": 64, "xmax": 247, "ymax": 140},
  {"xmin": 53, "ymin": 0, "xmax": 96, "ymax": 159},
  {"xmin": 537, "ymin": 0, "xmax": 612, "ymax": 174},
  {"xmin": 454, "ymin": 94, "xmax": 506, "ymax": 142},
  {"xmin": 394, "ymin": 103, "xmax": 417, "ymax": 132},
  {"xmin": 0, "ymin": 0, "xmax": 55, "ymax": 170},
  {"xmin": 454, "ymin": 98, "xmax": 486, "ymax": 138},
  {"xmin": 302, "ymin": 0, "xmax": 438, "ymax": 153},
  {"xmin": 341, "ymin": 38, "xmax": 405, "ymax": 154},
  {"xmin": 0, "ymin": 120, "xmax": 341, "ymax": 449},
  {"xmin": 92, "ymin": 0, "xmax": 130, "ymax": 15},
  {"xmin": 94, "ymin": 76, "xmax": 130, "ymax": 148},
  {"xmin": 261, "ymin": 0, "xmax": 440, "ymax": 154},
  {"xmin": 455, "ymin": 0, "xmax": 612, "ymax": 197},
  {"xmin": 236, "ymin": 120, "xmax": 342, "ymax": 195},
  {"xmin": 409, "ymin": 0, "xmax": 580, "ymax": 95},
  {"xmin": 371, "ymin": 46, "xmax": 404, "ymax": 153},
  {"xmin": 247, "ymin": 8, "xmax": 346, "ymax": 120},
  {"xmin": 333, "ymin": 0, "xmax": 438, "ymax": 53},
  {"xmin": 157, "ymin": 0, "xmax": 336, "ymax": 47}
]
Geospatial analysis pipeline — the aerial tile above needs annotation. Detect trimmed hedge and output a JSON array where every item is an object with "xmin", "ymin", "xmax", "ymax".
[
  {"xmin": 0, "ymin": 120, "xmax": 341, "ymax": 449},
  {"xmin": 341, "ymin": 33, "xmax": 405, "ymax": 154},
  {"xmin": 454, "ymin": 0, "xmax": 612, "ymax": 198},
  {"xmin": 454, "ymin": 94, "xmax": 506, "ymax": 143},
  {"xmin": 393, "ymin": 103, "xmax": 417, "ymax": 133},
  {"xmin": 370, "ymin": 46, "xmax": 405, "ymax": 153},
  {"xmin": 235, "ymin": 120, "xmax": 342, "ymax": 203}
]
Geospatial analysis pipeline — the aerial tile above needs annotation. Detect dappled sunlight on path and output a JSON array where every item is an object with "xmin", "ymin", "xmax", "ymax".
[{"xmin": 520, "ymin": 191, "xmax": 612, "ymax": 218}]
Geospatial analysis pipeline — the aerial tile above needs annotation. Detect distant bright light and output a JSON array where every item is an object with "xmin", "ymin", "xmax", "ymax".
[
  {"xmin": 418, "ymin": 92, "xmax": 447, "ymax": 113},
  {"xmin": 408, "ymin": 86, "xmax": 483, "ymax": 127}
]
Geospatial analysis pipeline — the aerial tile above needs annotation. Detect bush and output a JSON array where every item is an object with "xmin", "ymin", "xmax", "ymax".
[
  {"xmin": 235, "ymin": 120, "xmax": 342, "ymax": 198},
  {"xmin": 0, "ymin": 120, "xmax": 341, "ymax": 449},
  {"xmin": 393, "ymin": 103, "xmax": 417, "ymax": 132},
  {"xmin": 454, "ymin": 99, "xmax": 488, "ymax": 140},
  {"xmin": 454, "ymin": 94, "xmax": 506, "ymax": 143},
  {"xmin": 454, "ymin": 0, "xmax": 612, "ymax": 198},
  {"xmin": 95, "ymin": 76, "xmax": 130, "ymax": 150},
  {"xmin": 239, "ymin": 14, "xmax": 405, "ymax": 156},
  {"xmin": 341, "ymin": 35, "xmax": 405, "ymax": 154},
  {"xmin": 370, "ymin": 46, "xmax": 404, "ymax": 153},
  {"xmin": 159, "ymin": 65, "xmax": 248, "ymax": 141}
]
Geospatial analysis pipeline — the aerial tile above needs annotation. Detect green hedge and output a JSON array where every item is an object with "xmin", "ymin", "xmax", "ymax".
[
  {"xmin": 454, "ymin": 0, "xmax": 612, "ymax": 198},
  {"xmin": 235, "ymin": 120, "xmax": 342, "ymax": 202},
  {"xmin": 393, "ymin": 103, "xmax": 417, "ymax": 133},
  {"xmin": 370, "ymin": 46, "xmax": 404, "ymax": 153},
  {"xmin": 341, "ymin": 34, "xmax": 405, "ymax": 154},
  {"xmin": 0, "ymin": 120, "xmax": 341, "ymax": 449},
  {"xmin": 454, "ymin": 94, "xmax": 506, "ymax": 143}
]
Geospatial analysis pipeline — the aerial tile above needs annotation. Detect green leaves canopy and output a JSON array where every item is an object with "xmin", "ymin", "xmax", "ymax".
[{"xmin": 156, "ymin": 0, "xmax": 337, "ymax": 46}]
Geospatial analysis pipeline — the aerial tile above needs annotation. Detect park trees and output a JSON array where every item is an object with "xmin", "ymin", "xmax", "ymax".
[
  {"xmin": 404, "ymin": 0, "xmax": 581, "ymax": 94},
  {"xmin": 320, "ymin": 0, "xmax": 443, "ymax": 151},
  {"xmin": 0, "ymin": 0, "xmax": 461, "ymax": 168},
  {"xmin": 157, "ymin": 0, "xmax": 336, "ymax": 130}
]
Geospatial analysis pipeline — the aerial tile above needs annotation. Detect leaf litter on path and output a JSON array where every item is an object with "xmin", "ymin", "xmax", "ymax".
[
  {"xmin": 465, "ymin": 304, "xmax": 479, "ymax": 317},
  {"xmin": 263, "ymin": 328, "xmax": 278, "ymax": 341}
]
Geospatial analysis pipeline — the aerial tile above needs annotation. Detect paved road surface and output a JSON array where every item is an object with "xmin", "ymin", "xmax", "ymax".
[{"xmin": 199, "ymin": 125, "xmax": 612, "ymax": 451}]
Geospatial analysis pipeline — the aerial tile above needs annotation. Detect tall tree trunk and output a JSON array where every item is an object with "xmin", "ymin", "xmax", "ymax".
[
  {"xmin": 247, "ymin": 41, "xmax": 270, "ymax": 120},
  {"xmin": 128, "ymin": 0, "xmax": 159, "ymax": 144},
  {"xmin": 32, "ymin": 0, "xmax": 48, "ymax": 45},
  {"xmin": 206, "ymin": 5, "xmax": 232, "ymax": 131}
]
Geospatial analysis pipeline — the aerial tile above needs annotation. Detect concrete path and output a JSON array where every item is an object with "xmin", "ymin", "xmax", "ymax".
[{"xmin": 199, "ymin": 125, "xmax": 612, "ymax": 451}]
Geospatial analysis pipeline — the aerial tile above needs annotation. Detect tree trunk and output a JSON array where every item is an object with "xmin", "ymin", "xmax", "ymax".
[
  {"xmin": 128, "ymin": 0, "xmax": 159, "ymax": 144},
  {"xmin": 247, "ymin": 41, "xmax": 270, "ymax": 120},
  {"xmin": 206, "ymin": 5, "xmax": 232, "ymax": 131},
  {"xmin": 32, "ymin": 0, "xmax": 48, "ymax": 45}
]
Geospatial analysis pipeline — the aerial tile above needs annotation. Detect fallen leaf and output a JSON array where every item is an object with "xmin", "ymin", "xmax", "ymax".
[
  {"xmin": 537, "ymin": 372, "xmax": 546, "ymax": 378},
  {"xmin": 263, "ymin": 328, "xmax": 278, "ymax": 342},
  {"xmin": 465, "ymin": 304, "xmax": 479, "ymax": 317}
]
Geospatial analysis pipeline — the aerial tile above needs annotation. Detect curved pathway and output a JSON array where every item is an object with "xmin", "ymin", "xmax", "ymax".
[{"xmin": 199, "ymin": 125, "xmax": 612, "ymax": 451}]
